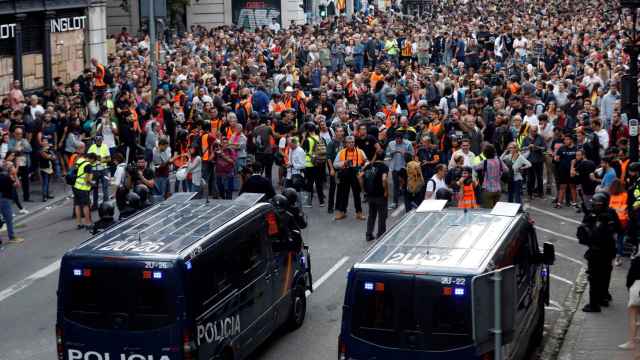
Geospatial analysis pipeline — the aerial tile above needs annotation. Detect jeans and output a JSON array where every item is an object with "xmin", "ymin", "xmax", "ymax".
[
  {"xmin": 304, "ymin": 166, "xmax": 325, "ymax": 203},
  {"xmin": 0, "ymin": 197, "xmax": 14, "ymax": 240},
  {"xmin": 255, "ymin": 153, "xmax": 274, "ymax": 183},
  {"xmin": 354, "ymin": 55, "xmax": 364, "ymax": 73},
  {"xmin": 217, "ymin": 174, "xmax": 234, "ymax": 199},
  {"xmin": 175, "ymin": 179, "xmax": 188, "ymax": 192},
  {"xmin": 154, "ymin": 176, "xmax": 169, "ymax": 198},
  {"xmin": 187, "ymin": 181, "xmax": 201, "ymax": 195},
  {"xmin": 508, "ymin": 179, "xmax": 523, "ymax": 204},
  {"xmin": 17, "ymin": 166, "xmax": 29, "ymax": 201},
  {"xmin": 617, "ymin": 233, "xmax": 627, "ymax": 257},
  {"xmin": 40, "ymin": 171, "xmax": 51, "ymax": 200},
  {"xmin": 527, "ymin": 162, "xmax": 544, "ymax": 197},
  {"xmin": 366, "ymin": 196, "xmax": 388, "ymax": 239},
  {"xmin": 92, "ymin": 169, "xmax": 110, "ymax": 205},
  {"xmin": 201, "ymin": 161, "xmax": 218, "ymax": 198},
  {"xmin": 391, "ymin": 170, "xmax": 403, "ymax": 205},
  {"xmin": 336, "ymin": 174, "xmax": 362, "ymax": 213},
  {"xmin": 328, "ymin": 174, "xmax": 337, "ymax": 210}
]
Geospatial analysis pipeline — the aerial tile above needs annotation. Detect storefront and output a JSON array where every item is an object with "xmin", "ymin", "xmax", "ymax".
[{"xmin": 0, "ymin": 0, "xmax": 107, "ymax": 96}]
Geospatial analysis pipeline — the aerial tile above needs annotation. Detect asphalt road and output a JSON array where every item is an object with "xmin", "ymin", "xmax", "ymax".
[{"xmin": 0, "ymin": 192, "xmax": 588, "ymax": 360}]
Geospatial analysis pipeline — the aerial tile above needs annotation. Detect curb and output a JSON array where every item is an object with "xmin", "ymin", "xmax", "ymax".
[
  {"xmin": 540, "ymin": 268, "xmax": 588, "ymax": 360},
  {"xmin": 14, "ymin": 191, "xmax": 72, "ymax": 224}
]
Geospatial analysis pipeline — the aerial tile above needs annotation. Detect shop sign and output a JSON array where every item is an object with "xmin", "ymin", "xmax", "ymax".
[{"xmin": 0, "ymin": 15, "xmax": 87, "ymax": 40}]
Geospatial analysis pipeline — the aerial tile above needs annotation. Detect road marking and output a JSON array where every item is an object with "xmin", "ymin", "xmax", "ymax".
[
  {"xmin": 0, "ymin": 260, "xmax": 60, "ymax": 303},
  {"xmin": 555, "ymin": 251, "xmax": 585, "ymax": 266},
  {"xmin": 391, "ymin": 206, "xmax": 404, "ymax": 218},
  {"xmin": 537, "ymin": 226, "xmax": 578, "ymax": 243},
  {"xmin": 550, "ymin": 273, "xmax": 574, "ymax": 285},
  {"xmin": 306, "ymin": 256, "xmax": 350, "ymax": 297},
  {"xmin": 549, "ymin": 300, "xmax": 564, "ymax": 311},
  {"xmin": 526, "ymin": 205, "xmax": 581, "ymax": 225}
]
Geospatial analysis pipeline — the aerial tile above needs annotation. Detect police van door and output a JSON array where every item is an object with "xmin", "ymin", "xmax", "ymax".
[
  {"xmin": 232, "ymin": 217, "xmax": 274, "ymax": 358},
  {"xmin": 264, "ymin": 210, "xmax": 294, "ymax": 328}
]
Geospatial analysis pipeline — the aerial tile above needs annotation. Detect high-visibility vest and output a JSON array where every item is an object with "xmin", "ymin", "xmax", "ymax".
[
  {"xmin": 458, "ymin": 183, "xmax": 477, "ymax": 209},
  {"xmin": 383, "ymin": 102, "xmax": 398, "ymax": 129},
  {"xmin": 610, "ymin": 193, "xmax": 629, "ymax": 227},
  {"xmin": 73, "ymin": 159, "xmax": 91, "ymax": 191},
  {"xmin": 401, "ymin": 41, "xmax": 413, "ymax": 57},
  {"xmin": 202, "ymin": 133, "xmax": 215, "ymax": 161},
  {"xmin": 88, "ymin": 143, "xmax": 110, "ymax": 169},
  {"xmin": 337, "ymin": 147, "xmax": 365, "ymax": 167},
  {"xmin": 272, "ymin": 102, "xmax": 286, "ymax": 113},
  {"xmin": 304, "ymin": 135, "xmax": 319, "ymax": 168},
  {"xmin": 95, "ymin": 64, "xmax": 106, "ymax": 89}
]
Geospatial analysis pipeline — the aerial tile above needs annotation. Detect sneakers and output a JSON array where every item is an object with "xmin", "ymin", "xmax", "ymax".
[
  {"xmin": 618, "ymin": 341, "xmax": 635, "ymax": 350},
  {"xmin": 615, "ymin": 256, "xmax": 623, "ymax": 267},
  {"xmin": 334, "ymin": 212, "xmax": 347, "ymax": 220},
  {"xmin": 319, "ymin": 201, "xmax": 325, "ymax": 207},
  {"xmin": 7, "ymin": 236, "xmax": 24, "ymax": 244},
  {"xmin": 18, "ymin": 209, "xmax": 29, "ymax": 215},
  {"xmin": 355, "ymin": 213, "xmax": 366, "ymax": 221}
]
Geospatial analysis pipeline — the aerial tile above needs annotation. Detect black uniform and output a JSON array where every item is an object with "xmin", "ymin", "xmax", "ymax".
[{"xmin": 580, "ymin": 207, "xmax": 622, "ymax": 311}]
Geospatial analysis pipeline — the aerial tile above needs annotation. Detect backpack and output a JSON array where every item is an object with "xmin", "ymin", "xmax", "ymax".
[
  {"xmin": 446, "ymin": 95, "xmax": 457, "ymax": 113},
  {"xmin": 254, "ymin": 133, "xmax": 266, "ymax": 153},
  {"xmin": 311, "ymin": 137, "xmax": 327, "ymax": 166},
  {"xmin": 363, "ymin": 164, "xmax": 379, "ymax": 195},
  {"xmin": 65, "ymin": 159, "xmax": 86, "ymax": 186},
  {"xmin": 104, "ymin": 68, "xmax": 114, "ymax": 86}
]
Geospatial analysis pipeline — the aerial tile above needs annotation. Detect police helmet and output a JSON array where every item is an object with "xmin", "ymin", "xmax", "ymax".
[
  {"xmin": 133, "ymin": 184, "xmax": 150, "ymax": 205},
  {"xmin": 98, "ymin": 201, "xmax": 115, "ymax": 220},
  {"xmin": 272, "ymin": 194, "xmax": 289, "ymax": 208},
  {"xmin": 591, "ymin": 192, "xmax": 610, "ymax": 212},
  {"xmin": 126, "ymin": 191, "xmax": 141, "ymax": 209},
  {"xmin": 283, "ymin": 188, "xmax": 299, "ymax": 206}
]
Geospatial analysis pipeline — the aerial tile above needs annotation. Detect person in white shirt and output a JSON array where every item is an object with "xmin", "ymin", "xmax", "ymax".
[
  {"xmin": 523, "ymin": 105, "xmax": 539, "ymax": 128},
  {"xmin": 286, "ymin": 137, "xmax": 306, "ymax": 182},
  {"xmin": 269, "ymin": 18, "xmax": 281, "ymax": 33},
  {"xmin": 592, "ymin": 119, "xmax": 609, "ymax": 158},
  {"xmin": 425, "ymin": 164, "xmax": 449, "ymax": 200},
  {"xmin": 513, "ymin": 34, "xmax": 528, "ymax": 63},
  {"xmin": 448, "ymin": 138, "xmax": 475, "ymax": 169}
]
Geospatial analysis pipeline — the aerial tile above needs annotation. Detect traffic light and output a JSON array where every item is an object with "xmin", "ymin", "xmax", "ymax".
[{"xmin": 319, "ymin": 4, "xmax": 327, "ymax": 18}]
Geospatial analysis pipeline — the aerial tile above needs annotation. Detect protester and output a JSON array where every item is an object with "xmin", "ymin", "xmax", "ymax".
[
  {"xmin": 360, "ymin": 147, "xmax": 388, "ymax": 241},
  {"xmin": 501, "ymin": 142, "xmax": 532, "ymax": 205}
]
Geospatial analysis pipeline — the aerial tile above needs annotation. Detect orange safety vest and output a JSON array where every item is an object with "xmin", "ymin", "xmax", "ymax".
[
  {"xmin": 458, "ymin": 183, "xmax": 478, "ymax": 209},
  {"xmin": 201, "ymin": 133, "xmax": 215, "ymax": 161},
  {"xmin": 383, "ymin": 102, "xmax": 398, "ymax": 129},
  {"xmin": 610, "ymin": 193, "xmax": 629, "ymax": 228},
  {"xmin": 95, "ymin": 63, "xmax": 106, "ymax": 88},
  {"xmin": 295, "ymin": 91, "xmax": 307, "ymax": 114},
  {"xmin": 621, "ymin": 159, "xmax": 630, "ymax": 185},
  {"xmin": 211, "ymin": 118, "xmax": 223, "ymax": 133},
  {"xmin": 401, "ymin": 41, "xmax": 412, "ymax": 57},
  {"xmin": 337, "ymin": 148, "xmax": 365, "ymax": 167},
  {"xmin": 272, "ymin": 102, "xmax": 286, "ymax": 113}
]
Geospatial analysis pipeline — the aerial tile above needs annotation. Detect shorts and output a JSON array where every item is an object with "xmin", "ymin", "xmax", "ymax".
[
  {"xmin": 557, "ymin": 170, "xmax": 573, "ymax": 185},
  {"xmin": 73, "ymin": 188, "xmax": 91, "ymax": 207}
]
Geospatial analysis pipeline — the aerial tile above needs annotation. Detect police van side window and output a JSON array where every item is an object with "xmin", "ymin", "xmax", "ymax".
[
  {"xmin": 191, "ymin": 250, "xmax": 234, "ymax": 315},
  {"xmin": 232, "ymin": 219, "xmax": 267, "ymax": 279}
]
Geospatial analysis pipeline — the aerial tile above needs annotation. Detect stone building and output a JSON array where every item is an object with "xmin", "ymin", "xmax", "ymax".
[{"xmin": 0, "ymin": 0, "xmax": 107, "ymax": 96}]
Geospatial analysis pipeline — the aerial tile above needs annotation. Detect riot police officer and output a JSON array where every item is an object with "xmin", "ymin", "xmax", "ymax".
[
  {"xmin": 271, "ymin": 189, "xmax": 307, "ymax": 249},
  {"xmin": 91, "ymin": 201, "xmax": 116, "ymax": 235},
  {"xmin": 578, "ymin": 192, "xmax": 622, "ymax": 312}
]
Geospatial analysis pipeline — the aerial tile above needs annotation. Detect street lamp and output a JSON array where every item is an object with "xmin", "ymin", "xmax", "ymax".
[{"xmin": 621, "ymin": 1, "xmax": 640, "ymax": 162}]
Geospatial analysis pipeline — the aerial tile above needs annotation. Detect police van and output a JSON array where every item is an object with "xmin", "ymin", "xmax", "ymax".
[
  {"xmin": 56, "ymin": 193, "xmax": 312, "ymax": 360},
  {"xmin": 338, "ymin": 201, "xmax": 555, "ymax": 360}
]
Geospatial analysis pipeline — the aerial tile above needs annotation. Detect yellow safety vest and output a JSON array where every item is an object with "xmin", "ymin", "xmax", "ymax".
[
  {"xmin": 73, "ymin": 159, "xmax": 91, "ymax": 191},
  {"xmin": 88, "ymin": 144, "xmax": 109, "ymax": 169},
  {"xmin": 304, "ymin": 135, "xmax": 318, "ymax": 168}
]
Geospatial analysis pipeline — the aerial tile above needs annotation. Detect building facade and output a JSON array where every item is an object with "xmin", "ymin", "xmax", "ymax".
[
  {"xmin": 0, "ymin": 0, "xmax": 107, "ymax": 96},
  {"xmin": 106, "ymin": 0, "xmax": 304, "ymax": 37}
]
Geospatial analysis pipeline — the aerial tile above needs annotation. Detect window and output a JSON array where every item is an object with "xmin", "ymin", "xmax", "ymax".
[{"xmin": 191, "ymin": 250, "xmax": 234, "ymax": 315}]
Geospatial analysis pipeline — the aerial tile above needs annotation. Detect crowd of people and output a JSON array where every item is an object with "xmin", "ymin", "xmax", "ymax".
[{"xmin": 3, "ymin": 0, "xmax": 640, "ymax": 345}]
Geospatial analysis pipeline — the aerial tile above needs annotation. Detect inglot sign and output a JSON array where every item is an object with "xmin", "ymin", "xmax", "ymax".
[{"xmin": 0, "ymin": 15, "xmax": 86, "ymax": 40}]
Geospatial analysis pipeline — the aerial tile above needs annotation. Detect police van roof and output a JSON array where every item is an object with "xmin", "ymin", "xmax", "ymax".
[
  {"xmin": 357, "ymin": 202, "xmax": 523, "ymax": 275},
  {"xmin": 67, "ymin": 193, "xmax": 269, "ymax": 259}
]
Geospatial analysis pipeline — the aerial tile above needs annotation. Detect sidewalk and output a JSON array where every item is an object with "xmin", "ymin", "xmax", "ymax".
[
  {"xmin": 557, "ymin": 263, "xmax": 636, "ymax": 360},
  {"xmin": 13, "ymin": 179, "xmax": 72, "ymax": 222}
]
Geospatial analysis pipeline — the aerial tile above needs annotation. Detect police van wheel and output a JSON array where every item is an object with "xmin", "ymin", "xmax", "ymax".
[{"xmin": 286, "ymin": 284, "xmax": 307, "ymax": 331}]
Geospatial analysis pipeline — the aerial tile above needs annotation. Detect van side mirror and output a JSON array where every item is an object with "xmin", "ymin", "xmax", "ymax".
[{"xmin": 542, "ymin": 243, "xmax": 555, "ymax": 265}]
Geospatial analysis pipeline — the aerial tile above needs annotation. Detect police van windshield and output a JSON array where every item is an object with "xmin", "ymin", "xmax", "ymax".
[
  {"xmin": 351, "ymin": 273, "xmax": 471, "ymax": 351},
  {"xmin": 62, "ymin": 262, "xmax": 177, "ymax": 331}
]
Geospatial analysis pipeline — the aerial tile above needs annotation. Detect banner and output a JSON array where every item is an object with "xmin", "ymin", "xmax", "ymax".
[{"xmin": 232, "ymin": 0, "xmax": 281, "ymax": 30}]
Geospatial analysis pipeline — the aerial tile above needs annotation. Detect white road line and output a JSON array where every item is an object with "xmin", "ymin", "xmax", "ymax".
[
  {"xmin": 536, "ymin": 226, "xmax": 578, "ymax": 243},
  {"xmin": 545, "ymin": 306, "xmax": 562, "ymax": 312},
  {"xmin": 526, "ymin": 205, "xmax": 581, "ymax": 225},
  {"xmin": 0, "ymin": 260, "xmax": 60, "ymax": 303},
  {"xmin": 306, "ymin": 256, "xmax": 350, "ymax": 297},
  {"xmin": 555, "ymin": 251, "xmax": 585, "ymax": 266},
  {"xmin": 549, "ymin": 300, "xmax": 565, "ymax": 311},
  {"xmin": 391, "ymin": 206, "xmax": 404, "ymax": 218},
  {"xmin": 550, "ymin": 273, "xmax": 574, "ymax": 285}
]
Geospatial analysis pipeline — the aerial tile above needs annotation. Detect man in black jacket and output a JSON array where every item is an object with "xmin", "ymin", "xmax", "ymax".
[
  {"xmin": 579, "ymin": 192, "xmax": 622, "ymax": 312},
  {"xmin": 239, "ymin": 162, "xmax": 276, "ymax": 200},
  {"xmin": 0, "ymin": 170, "xmax": 23, "ymax": 246}
]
